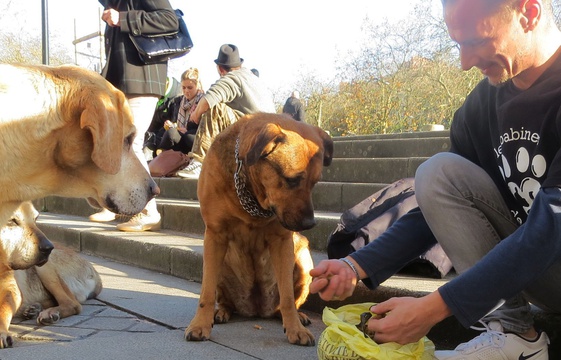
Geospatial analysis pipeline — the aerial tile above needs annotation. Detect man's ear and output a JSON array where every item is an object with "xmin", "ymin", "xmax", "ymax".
[{"xmin": 519, "ymin": 0, "xmax": 541, "ymax": 32}]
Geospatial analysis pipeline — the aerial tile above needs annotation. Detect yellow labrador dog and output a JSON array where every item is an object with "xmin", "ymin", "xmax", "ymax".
[
  {"xmin": 0, "ymin": 63, "xmax": 159, "ymax": 226},
  {"xmin": 0, "ymin": 202, "xmax": 102, "ymax": 348},
  {"xmin": 185, "ymin": 113, "xmax": 333, "ymax": 346}
]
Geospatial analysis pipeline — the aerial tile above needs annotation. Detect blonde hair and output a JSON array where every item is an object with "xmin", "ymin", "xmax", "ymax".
[{"xmin": 181, "ymin": 68, "xmax": 203, "ymax": 90}]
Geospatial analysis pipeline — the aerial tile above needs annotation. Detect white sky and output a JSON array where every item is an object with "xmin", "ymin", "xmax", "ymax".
[{"xmin": 14, "ymin": 0, "xmax": 438, "ymax": 99}]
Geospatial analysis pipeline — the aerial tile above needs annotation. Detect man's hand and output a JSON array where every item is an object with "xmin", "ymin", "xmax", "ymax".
[
  {"xmin": 309, "ymin": 259, "xmax": 357, "ymax": 301},
  {"xmin": 367, "ymin": 291, "xmax": 451, "ymax": 345}
]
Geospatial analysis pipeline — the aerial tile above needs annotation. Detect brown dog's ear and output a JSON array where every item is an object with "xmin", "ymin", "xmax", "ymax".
[
  {"xmin": 246, "ymin": 123, "xmax": 287, "ymax": 166},
  {"xmin": 318, "ymin": 128, "xmax": 334, "ymax": 166},
  {"xmin": 80, "ymin": 92, "xmax": 125, "ymax": 175}
]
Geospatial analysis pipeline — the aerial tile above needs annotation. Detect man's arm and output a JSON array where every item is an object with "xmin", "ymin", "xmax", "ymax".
[
  {"xmin": 190, "ymin": 97, "xmax": 209, "ymax": 124},
  {"xmin": 310, "ymin": 207, "xmax": 437, "ymax": 301}
]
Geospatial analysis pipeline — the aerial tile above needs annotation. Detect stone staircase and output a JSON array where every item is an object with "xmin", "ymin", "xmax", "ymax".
[{"xmin": 32, "ymin": 130, "xmax": 561, "ymax": 355}]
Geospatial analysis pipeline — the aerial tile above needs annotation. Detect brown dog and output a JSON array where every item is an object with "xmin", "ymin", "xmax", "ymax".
[
  {"xmin": 0, "ymin": 202, "xmax": 102, "ymax": 349},
  {"xmin": 0, "ymin": 64, "xmax": 159, "ymax": 227},
  {"xmin": 185, "ymin": 113, "xmax": 333, "ymax": 346}
]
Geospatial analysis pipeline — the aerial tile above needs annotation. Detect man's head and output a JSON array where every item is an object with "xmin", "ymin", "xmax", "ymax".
[
  {"xmin": 214, "ymin": 44, "xmax": 243, "ymax": 74},
  {"xmin": 443, "ymin": 0, "xmax": 559, "ymax": 88}
]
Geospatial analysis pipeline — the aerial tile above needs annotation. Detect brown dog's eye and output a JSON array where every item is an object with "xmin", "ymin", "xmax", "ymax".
[
  {"xmin": 7, "ymin": 218, "xmax": 19, "ymax": 227},
  {"xmin": 285, "ymin": 176, "xmax": 302, "ymax": 189}
]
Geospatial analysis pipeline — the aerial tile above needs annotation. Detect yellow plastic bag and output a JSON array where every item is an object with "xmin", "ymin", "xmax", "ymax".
[{"xmin": 317, "ymin": 303, "xmax": 435, "ymax": 360}]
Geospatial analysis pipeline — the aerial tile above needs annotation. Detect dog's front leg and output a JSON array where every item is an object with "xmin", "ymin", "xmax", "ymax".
[
  {"xmin": 34, "ymin": 264, "xmax": 82, "ymax": 324},
  {"xmin": 0, "ymin": 271, "xmax": 21, "ymax": 348},
  {"xmin": 185, "ymin": 229, "xmax": 228, "ymax": 342},
  {"xmin": 269, "ymin": 235, "xmax": 315, "ymax": 346}
]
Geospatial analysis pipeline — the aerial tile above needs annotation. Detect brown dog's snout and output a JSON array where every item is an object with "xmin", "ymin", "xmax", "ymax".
[
  {"xmin": 297, "ymin": 217, "xmax": 316, "ymax": 231},
  {"xmin": 277, "ymin": 207, "xmax": 317, "ymax": 232}
]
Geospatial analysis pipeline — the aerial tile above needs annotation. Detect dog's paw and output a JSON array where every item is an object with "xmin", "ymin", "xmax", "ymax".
[
  {"xmin": 214, "ymin": 308, "xmax": 232, "ymax": 324},
  {"xmin": 285, "ymin": 327, "xmax": 315, "ymax": 346},
  {"xmin": 22, "ymin": 302, "xmax": 43, "ymax": 319},
  {"xmin": 297, "ymin": 311, "xmax": 312, "ymax": 326},
  {"xmin": 184, "ymin": 324, "xmax": 212, "ymax": 342},
  {"xmin": 0, "ymin": 332, "xmax": 13, "ymax": 349},
  {"xmin": 37, "ymin": 310, "xmax": 60, "ymax": 325}
]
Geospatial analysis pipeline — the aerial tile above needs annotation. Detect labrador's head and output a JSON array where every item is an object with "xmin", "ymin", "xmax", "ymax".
[
  {"xmin": 51, "ymin": 66, "xmax": 159, "ymax": 215},
  {"xmin": 0, "ymin": 202, "xmax": 53, "ymax": 270}
]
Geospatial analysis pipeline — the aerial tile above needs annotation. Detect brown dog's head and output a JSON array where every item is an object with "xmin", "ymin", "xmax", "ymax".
[
  {"xmin": 0, "ymin": 202, "xmax": 53, "ymax": 270},
  {"xmin": 241, "ymin": 114, "xmax": 333, "ymax": 231}
]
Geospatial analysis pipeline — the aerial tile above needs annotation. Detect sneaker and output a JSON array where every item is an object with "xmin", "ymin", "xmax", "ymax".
[
  {"xmin": 116, "ymin": 210, "xmax": 161, "ymax": 232},
  {"xmin": 176, "ymin": 159, "xmax": 202, "ymax": 179},
  {"xmin": 89, "ymin": 208, "xmax": 116, "ymax": 222},
  {"xmin": 435, "ymin": 321, "xmax": 549, "ymax": 360}
]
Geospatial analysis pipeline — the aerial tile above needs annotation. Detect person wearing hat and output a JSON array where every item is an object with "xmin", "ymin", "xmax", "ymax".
[{"xmin": 176, "ymin": 44, "xmax": 275, "ymax": 179}]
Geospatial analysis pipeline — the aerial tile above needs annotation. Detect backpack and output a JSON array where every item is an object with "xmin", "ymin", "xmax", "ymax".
[{"xmin": 327, "ymin": 178, "xmax": 453, "ymax": 278}]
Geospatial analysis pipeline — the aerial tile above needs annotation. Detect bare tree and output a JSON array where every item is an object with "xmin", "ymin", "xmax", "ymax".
[{"xmin": 302, "ymin": 2, "xmax": 483, "ymax": 136}]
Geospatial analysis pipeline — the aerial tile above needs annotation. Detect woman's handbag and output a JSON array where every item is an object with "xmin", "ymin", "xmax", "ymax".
[
  {"xmin": 148, "ymin": 150, "xmax": 189, "ymax": 177},
  {"xmin": 129, "ymin": 9, "xmax": 193, "ymax": 64}
]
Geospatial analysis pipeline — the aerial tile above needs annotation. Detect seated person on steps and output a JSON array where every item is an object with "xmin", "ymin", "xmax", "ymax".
[
  {"xmin": 143, "ymin": 76, "xmax": 182, "ymax": 161},
  {"xmin": 155, "ymin": 68, "xmax": 204, "ymax": 155},
  {"xmin": 176, "ymin": 44, "xmax": 276, "ymax": 179}
]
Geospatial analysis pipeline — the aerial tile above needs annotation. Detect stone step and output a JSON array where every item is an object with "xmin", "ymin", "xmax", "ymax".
[
  {"xmin": 154, "ymin": 178, "xmax": 387, "ymax": 213},
  {"xmin": 37, "ymin": 196, "xmax": 341, "ymax": 253},
  {"xmin": 333, "ymin": 136, "xmax": 450, "ymax": 158},
  {"xmin": 332, "ymin": 130, "xmax": 450, "ymax": 140},
  {"xmin": 155, "ymin": 157, "xmax": 430, "ymax": 187},
  {"xmin": 323, "ymin": 157, "xmax": 428, "ymax": 183}
]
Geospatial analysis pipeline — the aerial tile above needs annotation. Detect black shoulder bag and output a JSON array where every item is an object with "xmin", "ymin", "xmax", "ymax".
[{"xmin": 129, "ymin": 9, "xmax": 193, "ymax": 64}]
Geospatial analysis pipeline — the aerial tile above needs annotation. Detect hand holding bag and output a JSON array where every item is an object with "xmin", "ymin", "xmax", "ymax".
[
  {"xmin": 317, "ymin": 303, "xmax": 435, "ymax": 360},
  {"xmin": 129, "ymin": 9, "xmax": 193, "ymax": 64}
]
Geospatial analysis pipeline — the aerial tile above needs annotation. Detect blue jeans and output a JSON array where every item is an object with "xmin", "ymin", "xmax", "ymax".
[{"xmin": 415, "ymin": 152, "xmax": 561, "ymax": 333}]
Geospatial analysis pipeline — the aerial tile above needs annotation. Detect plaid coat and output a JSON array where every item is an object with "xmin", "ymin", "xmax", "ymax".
[{"xmin": 100, "ymin": 0, "xmax": 178, "ymax": 97}]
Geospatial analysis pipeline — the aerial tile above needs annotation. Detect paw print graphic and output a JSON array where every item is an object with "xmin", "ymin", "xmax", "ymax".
[{"xmin": 499, "ymin": 146, "xmax": 546, "ymax": 216}]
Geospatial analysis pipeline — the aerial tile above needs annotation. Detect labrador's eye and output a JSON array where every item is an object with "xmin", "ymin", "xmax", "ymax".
[{"xmin": 125, "ymin": 133, "xmax": 135, "ymax": 150}]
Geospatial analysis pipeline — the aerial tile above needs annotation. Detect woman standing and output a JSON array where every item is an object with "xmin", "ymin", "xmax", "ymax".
[{"xmin": 90, "ymin": 0, "xmax": 178, "ymax": 232}]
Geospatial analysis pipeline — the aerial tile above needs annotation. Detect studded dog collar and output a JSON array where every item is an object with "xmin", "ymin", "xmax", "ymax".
[{"xmin": 234, "ymin": 137, "xmax": 274, "ymax": 218}]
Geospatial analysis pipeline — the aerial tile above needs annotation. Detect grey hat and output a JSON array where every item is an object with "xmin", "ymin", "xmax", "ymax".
[{"xmin": 214, "ymin": 44, "xmax": 244, "ymax": 67}]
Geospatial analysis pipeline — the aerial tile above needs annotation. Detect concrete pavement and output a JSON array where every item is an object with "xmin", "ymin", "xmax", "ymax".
[{"xmin": 2, "ymin": 254, "xmax": 326, "ymax": 360}]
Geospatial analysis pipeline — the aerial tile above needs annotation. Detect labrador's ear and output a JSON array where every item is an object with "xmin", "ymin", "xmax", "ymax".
[
  {"xmin": 80, "ymin": 91, "xmax": 126, "ymax": 174},
  {"xmin": 245, "ymin": 123, "xmax": 287, "ymax": 166}
]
